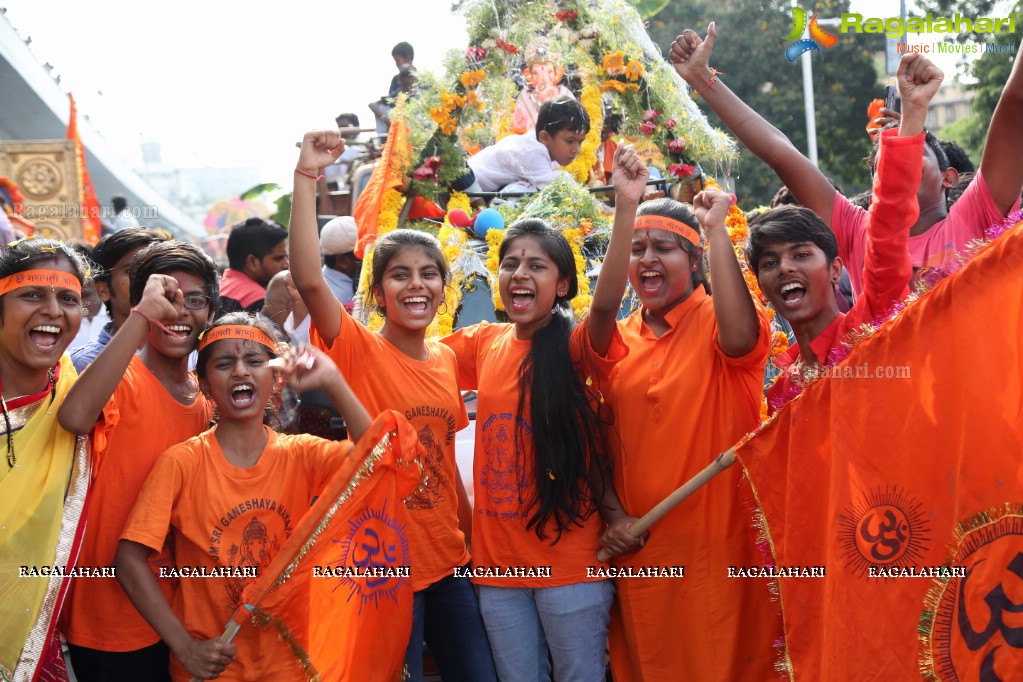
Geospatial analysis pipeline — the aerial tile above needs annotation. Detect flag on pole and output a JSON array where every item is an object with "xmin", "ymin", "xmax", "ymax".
[
  {"xmin": 352, "ymin": 121, "xmax": 411, "ymax": 258},
  {"xmin": 66, "ymin": 94, "xmax": 102, "ymax": 244},
  {"xmin": 734, "ymin": 221, "xmax": 1023, "ymax": 679},
  {"xmin": 225, "ymin": 410, "xmax": 422, "ymax": 681}
]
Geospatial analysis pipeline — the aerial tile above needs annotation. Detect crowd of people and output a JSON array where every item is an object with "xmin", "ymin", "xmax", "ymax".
[{"xmin": 1, "ymin": 20, "xmax": 1021, "ymax": 682}]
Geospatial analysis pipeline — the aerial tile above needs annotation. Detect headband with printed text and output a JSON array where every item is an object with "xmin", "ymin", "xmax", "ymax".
[
  {"xmin": 0, "ymin": 269, "xmax": 82, "ymax": 298},
  {"xmin": 198, "ymin": 325, "xmax": 277, "ymax": 353},
  {"xmin": 633, "ymin": 215, "xmax": 701, "ymax": 247}
]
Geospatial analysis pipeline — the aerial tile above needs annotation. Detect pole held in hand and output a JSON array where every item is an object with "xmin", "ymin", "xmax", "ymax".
[{"xmin": 596, "ymin": 449, "xmax": 737, "ymax": 563}]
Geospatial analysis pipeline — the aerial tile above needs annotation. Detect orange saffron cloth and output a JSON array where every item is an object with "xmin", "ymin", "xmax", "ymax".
[{"xmin": 735, "ymin": 221, "xmax": 1023, "ymax": 679}]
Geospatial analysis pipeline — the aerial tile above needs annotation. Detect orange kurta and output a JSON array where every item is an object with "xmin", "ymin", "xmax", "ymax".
[
  {"xmin": 606, "ymin": 289, "xmax": 777, "ymax": 681},
  {"xmin": 64, "ymin": 355, "xmax": 211, "ymax": 652}
]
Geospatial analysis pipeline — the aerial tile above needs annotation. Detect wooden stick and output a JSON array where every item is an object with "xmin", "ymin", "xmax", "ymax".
[
  {"xmin": 596, "ymin": 449, "xmax": 737, "ymax": 562},
  {"xmin": 188, "ymin": 616, "xmax": 243, "ymax": 682}
]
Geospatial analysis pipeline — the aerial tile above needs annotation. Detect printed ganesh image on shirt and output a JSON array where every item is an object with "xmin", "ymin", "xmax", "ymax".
[
  {"xmin": 403, "ymin": 404, "xmax": 458, "ymax": 510},
  {"xmin": 209, "ymin": 497, "xmax": 294, "ymax": 608}
]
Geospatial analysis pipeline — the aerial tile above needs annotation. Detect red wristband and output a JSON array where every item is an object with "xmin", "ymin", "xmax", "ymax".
[
  {"xmin": 695, "ymin": 68, "xmax": 720, "ymax": 96},
  {"xmin": 131, "ymin": 307, "xmax": 172, "ymax": 335},
  {"xmin": 295, "ymin": 168, "xmax": 324, "ymax": 181}
]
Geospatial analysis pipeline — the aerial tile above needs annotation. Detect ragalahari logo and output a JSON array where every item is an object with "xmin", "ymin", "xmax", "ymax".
[{"xmin": 785, "ymin": 7, "xmax": 839, "ymax": 62}]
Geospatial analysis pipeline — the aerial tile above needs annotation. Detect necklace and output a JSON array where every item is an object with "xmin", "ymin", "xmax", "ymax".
[{"xmin": 2, "ymin": 366, "xmax": 57, "ymax": 468}]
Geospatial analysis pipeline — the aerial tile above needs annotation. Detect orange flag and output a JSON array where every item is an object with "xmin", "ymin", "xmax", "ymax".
[
  {"xmin": 232, "ymin": 411, "xmax": 422, "ymax": 681},
  {"xmin": 66, "ymin": 94, "xmax": 102, "ymax": 244},
  {"xmin": 352, "ymin": 121, "xmax": 411, "ymax": 258},
  {"xmin": 735, "ymin": 222, "xmax": 1023, "ymax": 680}
]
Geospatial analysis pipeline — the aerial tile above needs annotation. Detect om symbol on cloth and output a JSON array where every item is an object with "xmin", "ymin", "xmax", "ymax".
[
  {"xmin": 924, "ymin": 512, "xmax": 1023, "ymax": 681},
  {"xmin": 332, "ymin": 500, "xmax": 411, "ymax": 610},
  {"xmin": 838, "ymin": 486, "xmax": 931, "ymax": 580}
]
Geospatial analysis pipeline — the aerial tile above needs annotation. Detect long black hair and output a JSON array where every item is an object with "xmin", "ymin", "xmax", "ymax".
[{"xmin": 498, "ymin": 219, "xmax": 611, "ymax": 543}]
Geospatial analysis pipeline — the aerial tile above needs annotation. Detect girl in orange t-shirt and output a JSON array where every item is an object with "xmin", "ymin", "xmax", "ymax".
[
  {"xmin": 440, "ymin": 147, "xmax": 650, "ymax": 682},
  {"xmin": 601, "ymin": 190, "xmax": 776, "ymax": 682},
  {"xmin": 290, "ymin": 130, "xmax": 496, "ymax": 681},
  {"xmin": 114, "ymin": 314, "xmax": 373, "ymax": 681}
]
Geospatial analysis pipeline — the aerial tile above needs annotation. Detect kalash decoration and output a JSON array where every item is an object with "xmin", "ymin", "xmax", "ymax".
[{"xmin": 352, "ymin": 0, "xmax": 754, "ymax": 338}]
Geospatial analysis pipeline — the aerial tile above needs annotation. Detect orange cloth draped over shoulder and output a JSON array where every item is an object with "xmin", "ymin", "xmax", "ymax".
[
  {"xmin": 735, "ymin": 221, "xmax": 1023, "ymax": 679},
  {"xmin": 352, "ymin": 121, "xmax": 411, "ymax": 258},
  {"xmin": 235, "ymin": 411, "xmax": 422, "ymax": 682}
]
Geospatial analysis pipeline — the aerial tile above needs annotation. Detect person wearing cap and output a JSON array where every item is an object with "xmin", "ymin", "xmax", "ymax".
[{"xmin": 319, "ymin": 216, "xmax": 362, "ymax": 309}]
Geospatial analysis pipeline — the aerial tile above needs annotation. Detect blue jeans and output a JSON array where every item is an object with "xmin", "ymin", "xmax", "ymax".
[
  {"xmin": 477, "ymin": 581, "xmax": 614, "ymax": 682},
  {"xmin": 404, "ymin": 569, "xmax": 497, "ymax": 682}
]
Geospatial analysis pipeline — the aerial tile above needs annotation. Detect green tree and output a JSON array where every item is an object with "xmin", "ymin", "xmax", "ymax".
[
  {"xmin": 933, "ymin": 1, "xmax": 1020, "ymax": 165},
  {"xmin": 647, "ymin": 0, "xmax": 885, "ymax": 207}
]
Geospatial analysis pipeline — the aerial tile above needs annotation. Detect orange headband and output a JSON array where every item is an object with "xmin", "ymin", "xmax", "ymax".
[
  {"xmin": 633, "ymin": 215, "xmax": 701, "ymax": 247},
  {"xmin": 198, "ymin": 325, "xmax": 277, "ymax": 353},
  {"xmin": 0, "ymin": 269, "xmax": 82, "ymax": 298}
]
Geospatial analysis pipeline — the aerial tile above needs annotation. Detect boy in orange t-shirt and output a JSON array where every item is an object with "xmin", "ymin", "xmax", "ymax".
[
  {"xmin": 58, "ymin": 242, "xmax": 219, "ymax": 682},
  {"xmin": 116, "ymin": 315, "xmax": 376, "ymax": 681}
]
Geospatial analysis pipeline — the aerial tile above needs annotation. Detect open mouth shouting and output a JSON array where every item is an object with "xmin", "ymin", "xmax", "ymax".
[
  {"xmin": 29, "ymin": 324, "xmax": 63, "ymax": 352},
  {"xmin": 778, "ymin": 281, "xmax": 807, "ymax": 309},
  {"xmin": 509, "ymin": 287, "xmax": 536, "ymax": 313},
  {"xmin": 402, "ymin": 295, "xmax": 432, "ymax": 317},
  {"xmin": 229, "ymin": 382, "xmax": 257, "ymax": 409},
  {"xmin": 639, "ymin": 270, "xmax": 665, "ymax": 295}
]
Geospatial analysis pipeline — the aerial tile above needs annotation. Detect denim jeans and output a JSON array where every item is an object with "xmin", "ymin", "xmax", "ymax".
[
  {"xmin": 403, "ymin": 568, "xmax": 497, "ymax": 682},
  {"xmin": 477, "ymin": 581, "xmax": 614, "ymax": 682}
]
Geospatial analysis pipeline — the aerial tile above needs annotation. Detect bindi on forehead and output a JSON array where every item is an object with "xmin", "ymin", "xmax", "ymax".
[{"xmin": 521, "ymin": 248, "xmax": 527, "ymax": 258}]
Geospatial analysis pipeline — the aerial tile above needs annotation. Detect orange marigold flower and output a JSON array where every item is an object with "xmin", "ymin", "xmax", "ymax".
[
  {"xmin": 603, "ymin": 51, "xmax": 626, "ymax": 76},
  {"xmin": 601, "ymin": 79, "xmax": 628, "ymax": 94},
  {"xmin": 430, "ymin": 106, "xmax": 448, "ymax": 124},
  {"xmin": 460, "ymin": 69, "xmax": 486, "ymax": 89},
  {"xmin": 624, "ymin": 59, "xmax": 644, "ymax": 81},
  {"xmin": 440, "ymin": 118, "xmax": 458, "ymax": 135}
]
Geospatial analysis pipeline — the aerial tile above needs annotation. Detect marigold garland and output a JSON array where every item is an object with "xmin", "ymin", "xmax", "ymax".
[
  {"xmin": 357, "ymin": 188, "xmax": 406, "ymax": 331},
  {"xmin": 485, "ymin": 227, "xmax": 505, "ymax": 312},
  {"xmin": 431, "ymin": 191, "xmax": 473, "ymax": 336},
  {"xmin": 563, "ymin": 227, "xmax": 593, "ymax": 320},
  {"xmin": 565, "ymin": 83, "xmax": 603, "ymax": 184}
]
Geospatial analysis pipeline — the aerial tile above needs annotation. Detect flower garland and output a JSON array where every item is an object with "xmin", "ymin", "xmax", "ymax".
[
  {"xmin": 563, "ymin": 227, "xmax": 592, "ymax": 319},
  {"xmin": 355, "ymin": 188, "xmax": 406, "ymax": 331},
  {"xmin": 432, "ymin": 191, "xmax": 473, "ymax": 336},
  {"xmin": 565, "ymin": 83, "xmax": 603, "ymax": 183},
  {"xmin": 486, "ymin": 227, "xmax": 505, "ymax": 312}
]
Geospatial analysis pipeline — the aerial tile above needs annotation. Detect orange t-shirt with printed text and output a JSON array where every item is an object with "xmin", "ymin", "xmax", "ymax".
[
  {"xmin": 121, "ymin": 427, "xmax": 349, "ymax": 682},
  {"xmin": 310, "ymin": 306, "xmax": 469, "ymax": 591},
  {"xmin": 441, "ymin": 320, "xmax": 625, "ymax": 587},
  {"xmin": 64, "ymin": 355, "xmax": 211, "ymax": 652},
  {"xmin": 606, "ymin": 290, "xmax": 776, "ymax": 682}
]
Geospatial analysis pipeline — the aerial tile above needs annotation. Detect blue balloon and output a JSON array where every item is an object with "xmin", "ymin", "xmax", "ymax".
[{"xmin": 473, "ymin": 208, "xmax": 505, "ymax": 239}]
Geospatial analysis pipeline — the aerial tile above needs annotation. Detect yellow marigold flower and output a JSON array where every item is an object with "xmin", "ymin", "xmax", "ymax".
[
  {"xmin": 440, "ymin": 118, "xmax": 458, "ymax": 135},
  {"xmin": 624, "ymin": 59, "xmax": 644, "ymax": 81}
]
